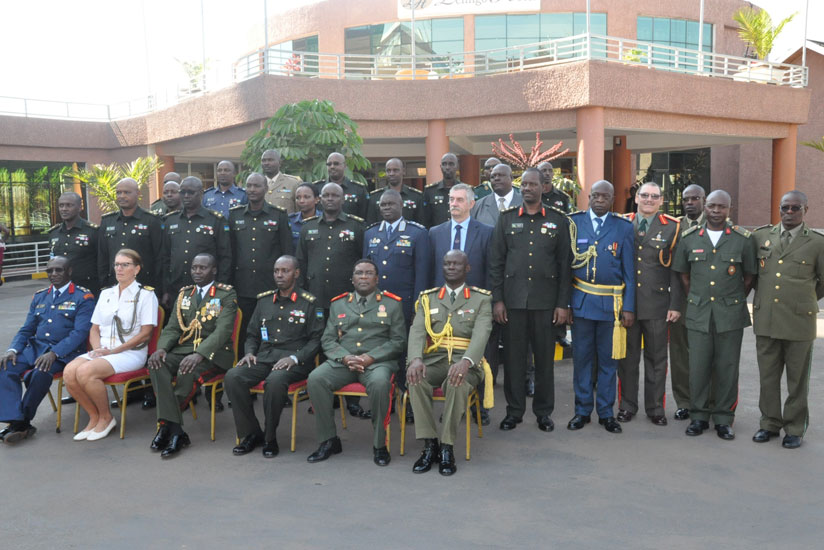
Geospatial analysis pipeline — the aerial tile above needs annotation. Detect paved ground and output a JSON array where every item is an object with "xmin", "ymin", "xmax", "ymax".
[{"xmin": 1, "ymin": 279, "xmax": 822, "ymax": 549}]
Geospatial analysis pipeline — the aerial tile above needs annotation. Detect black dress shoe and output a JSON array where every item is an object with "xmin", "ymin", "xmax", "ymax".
[
  {"xmin": 557, "ymin": 336, "xmax": 572, "ymax": 349},
  {"xmin": 537, "ymin": 415, "xmax": 555, "ymax": 432},
  {"xmin": 160, "ymin": 433, "xmax": 190, "ymax": 458},
  {"xmin": 752, "ymin": 429, "xmax": 780, "ymax": 443},
  {"xmin": 347, "ymin": 403, "xmax": 371, "ymax": 419},
  {"xmin": 373, "ymin": 446, "xmax": 391, "ymax": 466},
  {"xmin": 150, "ymin": 425, "xmax": 170, "ymax": 451},
  {"xmin": 0, "ymin": 426, "xmax": 12, "ymax": 441},
  {"xmin": 715, "ymin": 424, "xmax": 735, "ymax": 440},
  {"xmin": 307, "ymin": 436, "xmax": 342, "ymax": 463},
  {"xmin": 438, "ymin": 444, "xmax": 457, "ymax": 476},
  {"xmin": 650, "ymin": 415, "xmax": 668, "ymax": 426},
  {"xmin": 499, "ymin": 415, "xmax": 522, "ymax": 431},
  {"xmin": 782, "ymin": 434, "xmax": 802, "ymax": 449},
  {"xmin": 674, "ymin": 408, "xmax": 690, "ymax": 420},
  {"xmin": 262, "ymin": 440, "xmax": 279, "ymax": 458},
  {"xmin": 525, "ymin": 378, "xmax": 535, "ymax": 397},
  {"xmin": 3, "ymin": 424, "xmax": 36, "ymax": 444},
  {"xmin": 599, "ymin": 416, "xmax": 622, "ymax": 433},
  {"xmin": 141, "ymin": 396, "xmax": 156, "ymax": 410},
  {"xmin": 61, "ymin": 396, "xmax": 76, "ymax": 405},
  {"xmin": 413, "ymin": 439, "xmax": 439, "ymax": 473},
  {"xmin": 233, "ymin": 433, "xmax": 263, "ymax": 455},
  {"xmin": 685, "ymin": 419, "xmax": 710, "ymax": 436},
  {"xmin": 616, "ymin": 409, "xmax": 634, "ymax": 423},
  {"xmin": 567, "ymin": 414, "xmax": 591, "ymax": 430},
  {"xmin": 478, "ymin": 409, "xmax": 490, "ymax": 426},
  {"xmin": 111, "ymin": 392, "xmax": 143, "ymax": 408}
]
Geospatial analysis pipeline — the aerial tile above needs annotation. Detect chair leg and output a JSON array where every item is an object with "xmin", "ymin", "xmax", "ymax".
[
  {"xmin": 399, "ymin": 391, "xmax": 408, "ymax": 456},
  {"xmin": 474, "ymin": 392, "xmax": 483, "ymax": 438},
  {"xmin": 117, "ymin": 383, "xmax": 128, "ymax": 439},
  {"xmin": 46, "ymin": 389, "xmax": 57, "ymax": 412},
  {"xmin": 73, "ymin": 398, "xmax": 80, "ymax": 434},
  {"xmin": 338, "ymin": 396, "xmax": 347, "ymax": 429},
  {"xmin": 291, "ymin": 389, "xmax": 299, "ymax": 452},
  {"xmin": 210, "ymin": 383, "xmax": 218, "ymax": 441},
  {"xmin": 56, "ymin": 379, "xmax": 63, "ymax": 433}
]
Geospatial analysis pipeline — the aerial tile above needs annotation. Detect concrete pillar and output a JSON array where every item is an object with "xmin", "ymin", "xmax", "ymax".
[
  {"xmin": 612, "ymin": 135, "xmax": 632, "ymax": 213},
  {"xmin": 463, "ymin": 15, "xmax": 475, "ymax": 76},
  {"xmin": 771, "ymin": 125, "xmax": 797, "ymax": 224},
  {"xmin": 576, "ymin": 106, "xmax": 605, "ymax": 209},
  {"xmin": 459, "ymin": 154, "xmax": 480, "ymax": 186},
  {"xmin": 426, "ymin": 119, "xmax": 449, "ymax": 184}
]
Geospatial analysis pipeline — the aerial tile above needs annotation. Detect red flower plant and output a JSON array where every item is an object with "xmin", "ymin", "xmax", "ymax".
[{"xmin": 491, "ymin": 133, "xmax": 569, "ymax": 169}]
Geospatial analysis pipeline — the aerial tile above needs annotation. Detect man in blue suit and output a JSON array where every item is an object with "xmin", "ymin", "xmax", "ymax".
[
  {"xmin": 428, "ymin": 183, "xmax": 493, "ymax": 290},
  {"xmin": 0, "ymin": 256, "xmax": 95, "ymax": 443},
  {"xmin": 567, "ymin": 180, "xmax": 635, "ymax": 434}
]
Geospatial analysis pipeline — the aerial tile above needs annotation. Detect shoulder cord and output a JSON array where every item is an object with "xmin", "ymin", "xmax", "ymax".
[
  {"xmin": 176, "ymin": 288, "xmax": 203, "ymax": 350},
  {"xmin": 113, "ymin": 287, "xmax": 148, "ymax": 350},
  {"xmin": 419, "ymin": 292, "xmax": 455, "ymax": 363},
  {"xmin": 568, "ymin": 218, "xmax": 598, "ymax": 280}
]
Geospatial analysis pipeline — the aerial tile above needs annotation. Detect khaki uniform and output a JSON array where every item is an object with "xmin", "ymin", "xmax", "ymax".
[
  {"xmin": 672, "ymin": 221, "xmax": 756, "ymax": 425},
  {"xmin": 265, "ymin": 172, "xmax": 302, "ymax": 214},
  {"xmin": 149, "ymin": 283, "xmax": 238, "ymax": 426},
  {"xmin": 752, "ymin": 223, "xmax": 824, "ymax": 437},
  {"xmin": 618, "ymin": 213, "xmax": 683, "ymax": 417},
  {"xmin": 407, "ymin": 286, "xmax": 492, "ymax": 445},
  {"xmin": 306, "ymin": 291, "xmax": 406, "ymax": 449}
]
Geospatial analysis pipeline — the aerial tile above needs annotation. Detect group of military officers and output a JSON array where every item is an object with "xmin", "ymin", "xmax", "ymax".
[{"xmin": 1, "ymin": 147, "xmax": 820, "ymax": 468}]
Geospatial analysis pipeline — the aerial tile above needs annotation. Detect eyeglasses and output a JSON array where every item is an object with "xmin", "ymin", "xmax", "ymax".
[
  {"xmin": 114, "ymin": 262, "xmax": 134, "ymax": 269},
  {"xmin": 637, "ymin": 193, "xmax": 662, "ymax": 200},
  {"xmin": 45, "ymin": 268, "xmax": 65, "ymax": 273},
  {"xmin": 780, "ymin": 204, "xmax": 803, "ymax": 212}
]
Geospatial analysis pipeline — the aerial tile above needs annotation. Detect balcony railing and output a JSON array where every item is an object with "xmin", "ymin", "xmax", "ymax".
[{"xmin": 0, "ymin": 34, "xmax": 809, "ymax": 122}]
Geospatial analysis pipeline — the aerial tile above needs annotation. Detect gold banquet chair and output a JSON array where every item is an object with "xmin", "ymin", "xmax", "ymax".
[{"xmin": 334, "ymin": 374, "xmax": 396, "ymax": 449}]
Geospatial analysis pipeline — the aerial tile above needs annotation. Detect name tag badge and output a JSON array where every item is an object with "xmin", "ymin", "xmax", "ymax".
[
  {"xmin": 429, "ymin": 308, "xmax": 439, "ymax": 314},
  {"xmin": 260, "ymin": 324, "xmax": 269, "ymax": 342}
]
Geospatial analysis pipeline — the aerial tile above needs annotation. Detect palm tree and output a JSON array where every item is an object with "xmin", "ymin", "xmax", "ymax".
[{"xmin": 733, "ymin": 7, "xmax": 796, "ymax": 61}]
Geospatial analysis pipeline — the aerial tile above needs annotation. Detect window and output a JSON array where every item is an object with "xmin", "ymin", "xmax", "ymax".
[
  {"xmin": 637, "ymin": 16, "xmax": 712, "ymax": 70},
  {"xmin": 272, "ymin": 35, "xmax": 319, "ymax": 53}
]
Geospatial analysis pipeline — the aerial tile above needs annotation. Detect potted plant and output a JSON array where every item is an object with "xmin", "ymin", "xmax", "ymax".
[{"xmin": 732, "ymin": 7, "xmax": 795, "ymax": 83}]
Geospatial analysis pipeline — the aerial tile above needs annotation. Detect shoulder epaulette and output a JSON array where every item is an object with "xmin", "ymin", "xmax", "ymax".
[
  {"xmin": 216, "ymin": 282, "xmax": 233, "ymax": 290},
  {"xmin": 624, "ymin": 212, "xmax": 635, "ymax": 220},
  {"xmin": 569, "ymin": 210, "xmax": 585, "ymax": 216},
  {"xmin": 614, "ymin": 215, "xmax": 632, "ymax": 223},
  {"xmin": 406, "ymin": 220, "xmax": 426, "ymax": 230},
  {"xmin": 470, "ymin": 286, "xmax": 491, "ymax": 296},
  {"xmin": 407, "ymin": 186, "xmax": 423, "ymax": 194},
  {"xmin": 302, "ymin": 215, "xmax": 319, "ymax": 223},
  {"xmin": 181, "ymin": 285, "xmax": 195, "ymax": 292},
  {"xmin": 811, "ymin": 228, "xmax": 824, "ymax": 238},
  {"xmin": 88, "ymin": 222, "xmax": 98, "ymax": 228},
  {"xmin": 330, "ymin": 292, "xmax": 349, "ymax": 303},
  {"xmin": 161, "ymin": 211, "xmax": 176, "ymax": 220},
  {"xmin": 229, "ymin": 204, "xmax": 245, "ymax": 211},
  {"xmin": 48, "ymin": 223, "xmax": 60, "ymax": 232},
  {"xmin": 35, "ymin": 286, "xmax": 50, "ymax": 294},
  {"xmin": 382, "ymin": 291, "xmax": 402, "ymax": 301},
  {"xmin": 76, "ymin": 285, "xmax": 91, "ymax": 294},
  {"xmin": 366, "ymin": 221, "xmax": 381, "ymax": 230},
  {"xmin": 662, "ymin": 213, "xmax": 679, "ymax": 222},
  {"xmin": 370, "ymin": 186, "xmax": 386, "ymax": 195},
  {"xmin": 348, "ymin": 214, "xmax": 364, "ymax": 223},
  {"xmin": 501, "ymin": 205, "xmax": 518, "ymax": 213},
  {"xmin": 548, "ymin": 206, "xmax": 568, "ymax": 217},
  {"xmin": 732, "ymin": 225, "xmax": 751, "ymax": 237},
  {"xmin": 256, "ymin": 290, "xmax": 275, "ymax": 298},
  {"xmin": 425, "ymin": 181, "xmax": 440, "ymax": 188},
  {"xmin": 422, "ymin": 287, "xmax": 440, "ymax": 294},
  {"xmin": 145, "ymin": 209, "xmax": 160, "ymax": 218},
  {"xmin": 753, "ymin": 224, "xmax": 772, "ymax": 231},
  {"xmin": 681, "ymin": 225, "xmax": 700, "ymax": 238},
  {"xmin": 352, "ymin": 180, "xmax": 367, "ymax": 188},
  {"xmin": 300, "ymin": 290, "xmax": 317, "ymax": 303},
  {"xmin": 311, "ymin": 179, "xmax": 326, "ymax": 187},
  {"xmin": 140, "ymin": 285, "xmax": 155, "ymax": 292},
  {"xmin": 270, "ymin": 204, "xmax": 287, "ymax": 213},
  {"xmin": 210, "ymin": 210, "xmax": 224, "ymax": 219},
  {"xmin": 101, "ymin": 211, "xmax": 116, "ymax": 218}
]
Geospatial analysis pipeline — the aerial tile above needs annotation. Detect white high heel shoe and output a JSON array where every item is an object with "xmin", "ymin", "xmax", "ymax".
[
  {"xmin": 73, "ymin": 430, "xmax": 90, "ymax": 441},
  {"xmin": 86, "ymin": 418, "xmax": 117, "ymax": 441}
]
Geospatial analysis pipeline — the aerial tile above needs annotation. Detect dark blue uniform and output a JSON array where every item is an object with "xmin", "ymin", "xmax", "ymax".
[
  {"xmin": 289, "ymin": 209, "xmax": 320, "ymax": 251},
  {"xmin": 203, "ymin": 185, "xmax": 248, "ymax": 218},
  {"xmin": 0, "ymin": 283, "xmax": 95, "ymax": 424},
  {"xmin": 568, "ymin": 210, "xmax": 636, "ymax": 420},
  {"xmin": 363, "ymin": 218, "xmax": 430, "ymax": 325}
]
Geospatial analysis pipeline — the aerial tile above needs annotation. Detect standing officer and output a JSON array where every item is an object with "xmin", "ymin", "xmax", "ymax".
[
  {"xmin": 0, "ymin": 256, "xmax": 94, "ymax": 443},
  {"xmin": 150, "ymin": 172, "xmax": 182, "ymax": 216},
  {"xmin": 489, "ymin": 168, "xmax": 571, "ymax": 433},
  {"xmin": 538, "ymin": 162, "xmax": 571, "ymax": 213},
  {"xmin": 567, "ymin": 180, "xmax": 635, "ymax": 434},
  {"xmin": 161, "ymin": 176, "xmax": 232, "ymax": 308},
  {"xmin": 261, "ymin": 149, "xmax": 302, "ymax": 214},
  {"xmin": 407, "ymin": 250, "xmax": 493, "ymax": 476},
  {"xmin": 289, "ymin": 183, "xmax": 320, "ymax": 250},
  {"xmin": 422, "ymin": 153, "xmax": 464, "ymax": 228},
  {"xmin": 673, "ymin": 190, "xmax": 756, "ymax": 441},
  {"xmin": 617, "ymin": 182, "xmax": 682, "ymax": 426},
  {"xmin": 98, "ymin": 178, "xmax": 163, "ymax": 291},
  {"xmin": 48, "ymin": 192, "xmax": 100, "ymax": 295},
  {"xmin": 366, "ymin": 158, "xmax": 423, "ymax": 225},
  {"xmin": 305, "ymin": 259, "xmax": 406, "ymax": 466},
  {"xmin": 147, "ymin": 253, "xmax": 237, "ymax": 458},
  {"xmin": 203, "ymin": 160, "xmax": 247, "ymax": 218},
  {"xmin": 669, "ymin": 184, "xmax": 705, "ymax": 420},
  {"xmin": 314, "ymin": 152, "xmax": 369, "ymax": 219},
  {"xmin": 229, "ymin": 172, "xmax": 292, "ymax": 352},
  {"xmin": 751, "ymin": 190, "xmax": 824, "ymax": 449},
  {"xmin": 224, "ymin": 255, "xmax": 323, "ymax": 458},
  {"xmin": 470, "ymin": 164, "xmax": 522, "ymax": 227}
]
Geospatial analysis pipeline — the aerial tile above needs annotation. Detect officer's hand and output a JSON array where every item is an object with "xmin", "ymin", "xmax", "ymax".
[
  {"xmin": 273, "ymin": 356, "xmax": 297, "ymax": 371},
  {"xmin": 178, "ymin": 353, "xmax": 204, "ymax": 375},
  {"xmin": 147, "ymin": 349, "xmax": 167, "ymax": 370},
  {"xmin": 343, "ymin": 355, "xmax": 361, "ymax": 372},
  {"xmin": 493, "ymin": 302, "xmax": 508, "ymax": 324},
  {"xmin": 34, "ymin": 351, "xmax": 58, "ymax": 372},
  {"xmin": 237, "ymin": 353, "xmax": 256, "ymax": 368},
  {"xmin": 621, "ymin": 311, "xmax": 635, "ymax": 328},
  {"xmin": 666, "ymin": 310, "xmax": 681, "ymax": 323},
  {"xmin": 406, "ymin": 358, "xmax": 426, "ymax": 385},
  {"xmin": 447, "ymin": 358, "xmax": 471, "ymax": 387},
  {"xmin": 355, "ymin": 354, "xmax": 374, "ymax": 370},
  {"xmin": 0, "ymin": 351, "xmax": 16, "ymax": 370},
  {"xmin": 553, "ymin": 307, "xmax": 568, "ymax": 326}
]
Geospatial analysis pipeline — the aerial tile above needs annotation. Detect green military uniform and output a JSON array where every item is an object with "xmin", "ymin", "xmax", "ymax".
[
  {"xmin": 98, "ymin": 207, "xmax": 163, "ymax": 290},
  {"xmin": 366, "ymin": 184, "xmax": 423, "ymax": 225},
  {"xmin": 48, "ymin": 218, "xmax": 100, "ymax": 295},
  {"xmin": 421, "ymin": 180, "xmax": 464, "ymax": 228},
  {"xmin": 618, "ymin": 213, "xmax": 683, "ymax": 418},
  {"xmin": 265, "ymin": 172, "xmax": 302, "ymax": 214},
  {"xmin": 223, "ymin": 288, "xmax": 323, "ymax": 443},
  {"xmin": 669, "ymin": 213, "xmax": 705, "ymax": 411},
  {"xmin": 150, "ymin": 199, "xmax": 171, "ymax": 217},
  {"xmin": 543, "ymin": 187, "xmax": 571, "ymax": 213},
  {"xmin": 161, "ymin": 207, "xmax": 232, "ymax": 296},
  {"xmin": 149, "ymin": 282, "xmax": 238, "ymax": 426},
  {"xmin": 473, "ymin": 181, "xmax": 493, "ymax": 200},
  {"xmin": 306, "ymin": 290, "xmax": 406, "ymax": 449},
  {"xmin": 407, "ymin": 285, "xmax": 493, "ymax": 445},
  {"xmin": 296, "ymin": 212, "xmax": 364, "ymax": 308},
  {"xmin": 672, "ymin": 221, "xmax": 756, "ymax": 425},
  {"xmin": 752, "ymin": 222, "xmax": 824, "ymax": 437},
  {"xmin": 313, "ymin": 178, "xmax": 370, "ymax": 220}
]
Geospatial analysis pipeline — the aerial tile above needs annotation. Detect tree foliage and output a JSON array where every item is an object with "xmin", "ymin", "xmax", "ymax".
[
  {"xmin": 733, "ymin": 7, "xmax": 796, "ymax": 61},
  {"xmin": 801, "ymin": 137, "xmax": 824, "ymax": 153},
  {"xmin": 69, "ymin": 156, "xmax": 163, "ymax": 214},
  {"xmin": 241, "ymin": 99, "xmax": 371, "ymax": 184}
]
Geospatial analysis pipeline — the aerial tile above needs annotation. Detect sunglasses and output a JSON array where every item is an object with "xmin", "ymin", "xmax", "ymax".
[{"xmin": 780, "ymin": 205, "xmax": 803, "ymax": 212}]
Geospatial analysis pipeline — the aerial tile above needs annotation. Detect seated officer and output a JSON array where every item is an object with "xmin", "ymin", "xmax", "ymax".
[
  {"xmin": 0, "ymin": 256, "xmax": 94, "ymax": 443},
  {"xmin": 306, "ymin": 259, "xmax": 406, "ymax": 466},
  {"xmin": 406, "ymin": 250, "xmax": 493, "ymax": 476},
  {"xmin": 223, "ymin": 256, "xmax": 324, "ymax": 458},
  {"xmin": 147, "ymin": 253, "xmax": 238, "ymax": 458}
]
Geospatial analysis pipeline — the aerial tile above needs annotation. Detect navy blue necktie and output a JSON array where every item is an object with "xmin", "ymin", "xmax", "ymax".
[
  {"xmin": 452, "ymin": 224, "xmax": 462, "ymax": 250},
  {"xmin": 386, "ymin": 224, "xmax": 393, "ymax": 241},
  {"xmin": 53, "ymin": 289, "xmax": 61, "ymax": 301},
  {"xmin": 594, "ymin": 217, "xmax": 603, "ymax": 235}
]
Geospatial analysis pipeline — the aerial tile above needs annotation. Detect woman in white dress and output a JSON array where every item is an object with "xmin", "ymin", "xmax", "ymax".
[{"xmin": 63, "ymin": 249, "xmax": 158, "ymax": 441}]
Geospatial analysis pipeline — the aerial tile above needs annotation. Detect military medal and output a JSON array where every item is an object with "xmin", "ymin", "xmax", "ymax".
[
  {"xmin": 181, "ymin": 296, "xmax": 191, "ymax": 309},
  {"xmin": 759, "ymin": 258, "xmax": 765, "ymax": 269},
  {"xmin": 377, "ymin": 304, "xmax": 387, "ymax": 317},
  {"xmin": 728, "ymin": 265, "xmax": 737, "ymax": 275}
]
